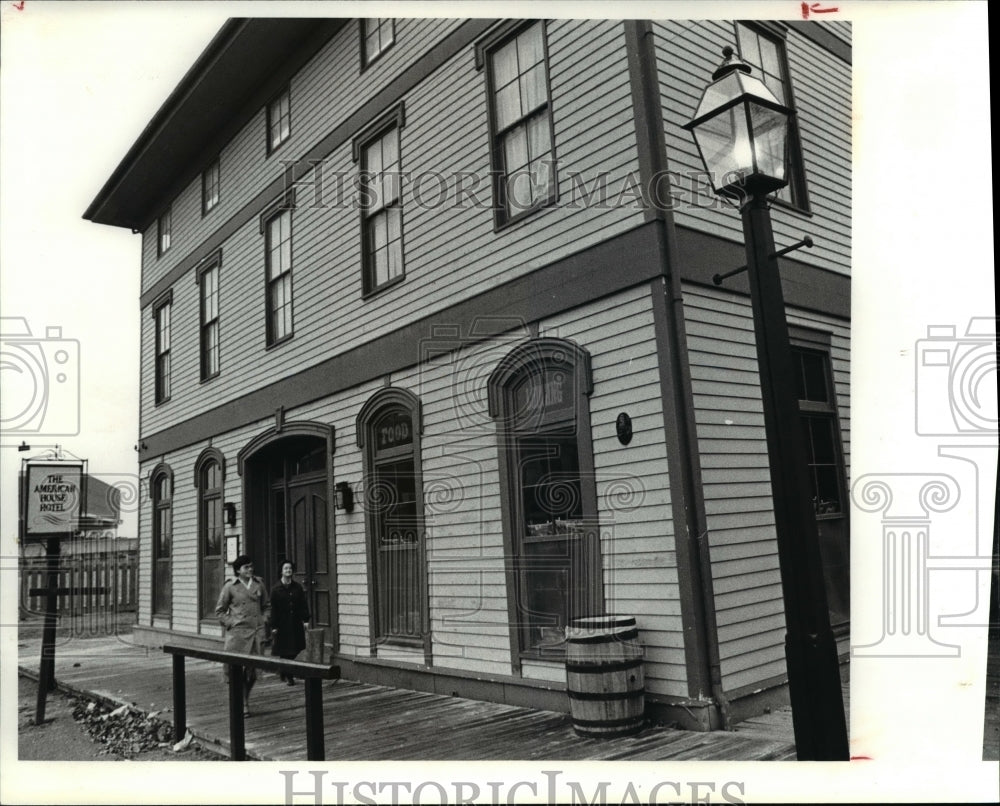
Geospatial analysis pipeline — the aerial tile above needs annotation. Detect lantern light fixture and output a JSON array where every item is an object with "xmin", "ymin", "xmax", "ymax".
[
  {"xmin": 682, "ymin": 46, "xmax": 794, "ymax": 201},
  {"xmin": 335, "ymin": 481, "xmax": 354, "ymax": 513}
]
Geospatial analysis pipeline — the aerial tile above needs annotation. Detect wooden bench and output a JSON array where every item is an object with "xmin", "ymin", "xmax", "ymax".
[{"xmin": 162, "ymin": 643, "xmax": 339, "ymax": 761}]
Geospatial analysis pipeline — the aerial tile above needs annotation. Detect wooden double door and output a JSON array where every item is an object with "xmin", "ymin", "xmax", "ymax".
[{"xmin": 248, "ymin": 435, "xmax": 333, "ymax": 646}]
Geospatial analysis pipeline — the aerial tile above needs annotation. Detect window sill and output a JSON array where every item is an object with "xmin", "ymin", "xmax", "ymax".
[
  {"xmin": 493, "ymin": 197, "xmax": 556, "ymax": 233},
  {"xmin": 199, "ymin": 372, "xmax": 220, "ymax": 386},
  {"xmin": 266, "ymin": 138, "xmax": 291, "ymax": 159},
  {"xmin": 376, "ymin": 635, "xmax": 424, "ymax": 650},
  {"xmin": 361, "ymin": 44, "xmax": 394, "ymax": 72},
  {"xmin": 265, "ymin": 334, "xmax": 294, "ymax": 352},
  {"xmin": 361, "ymin": 273, "xmax": 406, "ymax": 300},
  {"xmin": 769, "ymin": 196, "xmax": 813, "ymax": 217}
]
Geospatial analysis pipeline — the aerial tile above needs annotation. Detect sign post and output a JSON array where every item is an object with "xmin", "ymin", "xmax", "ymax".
[{"xmin": 20, "ymin": 457, "xmax": 86, "ymax": 724}]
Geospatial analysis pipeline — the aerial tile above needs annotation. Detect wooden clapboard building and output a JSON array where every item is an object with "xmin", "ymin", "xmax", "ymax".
[{"xmin": 84, "ymin": 18, "xmax": 851, "ymax": 729}]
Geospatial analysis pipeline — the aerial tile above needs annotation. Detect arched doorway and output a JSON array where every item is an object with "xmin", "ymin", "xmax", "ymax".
[{"xmin": 238, "ymin": 423, "xmax": 336, "ymax": 648}]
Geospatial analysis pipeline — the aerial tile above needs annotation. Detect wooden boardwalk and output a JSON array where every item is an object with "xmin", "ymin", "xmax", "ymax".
[{"xmin": 18, "ymin": 632, "xmax": 801, "ymax": 761}]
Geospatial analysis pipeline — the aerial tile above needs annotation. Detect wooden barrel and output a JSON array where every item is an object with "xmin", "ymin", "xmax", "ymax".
[{"xmin": 565, "ymin": 616, "xmax": 644, "ymax": 737}]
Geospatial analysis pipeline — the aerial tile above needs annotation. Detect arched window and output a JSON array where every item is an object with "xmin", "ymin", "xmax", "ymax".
[
  {"xmin": 195, "ymin": 448, "xmax": 226, "ymax": 619},
  {"xmin": 150, "ymin": 464, "xmax": 173, "ymax": 616},
  {"xmin": 488, "ymin": 338, "xmax": 602, "ymax": 660},
  {"xmin": 357, "ymin": 388, "xmax": 428, "ymax": 656}
]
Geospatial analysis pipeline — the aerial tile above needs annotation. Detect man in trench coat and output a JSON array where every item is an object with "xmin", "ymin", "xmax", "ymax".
[{"xmin": 215, "ymin": 555, "xmax": 270, "ymax": 715}]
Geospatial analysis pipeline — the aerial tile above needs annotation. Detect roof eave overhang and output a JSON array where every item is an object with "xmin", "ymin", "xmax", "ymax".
[{"xmin": 83, "ymin": 18, "xmax": 346, "ymax": 231}]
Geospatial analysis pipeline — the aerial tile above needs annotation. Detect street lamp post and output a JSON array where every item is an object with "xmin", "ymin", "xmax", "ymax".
[{"xmin": 684, "ymin": 47, "xmax": 849, "ymax": 760}]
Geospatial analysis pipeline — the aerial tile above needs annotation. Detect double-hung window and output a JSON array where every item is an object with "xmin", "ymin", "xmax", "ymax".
[
  {"xmin": 735, "ymin": 22, "xmax": 810, "ymax": 209},
  {"xmin": 157, "ymin": 208, "xmax": 172, "ymax": 256},
  {"xmin": 202, "ymin": 159, "xmax": 220, "ymax": 214},
  {"xmin": 198, "ymin": 259, "xmax": 220, "ymax": 380},
  {"xmin": 482, "ymin": 21, "xmax": 557, "ymax": 226},
  {"xmin": 361, "ymin": 19, "xmax": 395, "ymax": 67},
  {"xmin": 267, "ymin": 87, "xmax": 291, "ymax": 153},
  {"xmin": 360, "ymin": 124, "xmax": 404, "ymax": 295},
  {"xmin": 264, "ymin": 209, "xmax": 293, "ymax": 345},
  {"xmin": 153, "ymin": 294, "xmax": 172, "ymax": 404}
]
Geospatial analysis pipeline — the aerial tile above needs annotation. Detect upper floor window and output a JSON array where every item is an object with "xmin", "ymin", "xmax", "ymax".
[
  {"xmin": 264, "ymin": 209, "xmax": 293, "ymax": 345},
  {"xmin": 198, "ymin": 260, "xmax": 220, "ymax": 380},
  {"xmin": 202, "ymin": 159, "xmax": 220, "ymax": 214},
  {"xmin": 360, "ymin": 125, "xmax": 404, "ymax": 295},
  {"xmin": 153, "ymin": 294, "xmax": 172, "ymax": 404},
  {"xmin": 735, "ymin": 22, "xmax": 810, "ymax": 210},
  {"xmin": 157, "ymin": 208, "xmax": 172, "ymax": 256},
  {"xmin": 267, "ymin": 86, "xmax": 291, "ymax": 154},
  {"xmin": 482, "ymin": 21, "xmax": 557, "ymax": 227},
  {"xmin": 151, "ymin": 465, "xmax": 173, "ymax": 616},
  {"xmin": 488, "ymin": 338, "xmax": 602, "ymax": 660},
  {"xmin": 361, "ymin": 19, "xmax": 395, "ymax": 67}
]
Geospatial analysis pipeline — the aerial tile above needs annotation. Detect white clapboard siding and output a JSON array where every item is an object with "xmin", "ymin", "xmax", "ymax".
[
  {"xmin": 683, "ymin": 282, "xmax": 849, "ymax": 693},
  {"xmin": 140, "ymin": 18, "xmax": 465, "ymax": 295},
  {"xmin": 140, "ymin": 20, "xmax": 644, "ymax": 437},
  {"xmin": 652, "ymin": 20, "xmax": 851, "ymax": 278},
  {"xmin": 540, "ymin": 283, "xmax": 687, "ymax": 698}
]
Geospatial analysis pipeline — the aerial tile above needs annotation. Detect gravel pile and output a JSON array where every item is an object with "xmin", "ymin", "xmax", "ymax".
[{"xmin": 70, "ymin": 698, "xmax": 175, "ymax": 758}]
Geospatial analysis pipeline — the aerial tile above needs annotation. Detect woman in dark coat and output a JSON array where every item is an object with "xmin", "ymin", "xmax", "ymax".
[{"xmin": 270, "ymin": 560, "xmax": 311, "ymax": 684}]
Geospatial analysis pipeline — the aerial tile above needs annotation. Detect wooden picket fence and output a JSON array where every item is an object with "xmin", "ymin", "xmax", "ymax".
[{"xmin": 19, "ymin": 548, "xmax": 138, "ymax": 623}]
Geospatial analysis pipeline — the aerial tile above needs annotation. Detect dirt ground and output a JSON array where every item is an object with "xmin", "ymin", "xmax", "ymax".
[{"xmin": 17, "ymin": 675, "xmax": 223, "ymax": 762}]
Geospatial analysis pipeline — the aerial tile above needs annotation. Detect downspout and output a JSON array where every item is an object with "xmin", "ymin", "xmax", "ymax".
[{"xmin": 624, "ymin": 20, "xmax": 731, "ymax": 728}]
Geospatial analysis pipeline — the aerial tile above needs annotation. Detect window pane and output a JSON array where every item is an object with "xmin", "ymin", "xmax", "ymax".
[
  {"xmin": 814, "ymin": 466, "xmax": 841, "ymax": 514},
  {"xmin": 521, "ymin": 63, "xmax": 547, "ymax": 113},
  {"xmin": 503, "ymin": 125, "xmax": 529, "ymax": 173},
  {"xmin": 492, "ymin": 39, "xmax": 519, "ymax": 92},
  {"xmin": 760, "ymin": 38, "xmax": 781, "ymax": 83},
  {"xmin": 365, "ymin": 138, "xmax": 383, "ymax": 175},
  {"xmin": 801, "ymin": 350, "xmax": 829, "ymax": 402},
  {"xmin": 495, "ymin": 83, "xmax": 520, "ymax": 131},
  {"xmin": 371, "ymin": 210, "xmax": 388, "ymax": 249},
  {"xmin": 526, "ymin": 114, "xmax": 551, "ymax": 162},
  {"xmin": 381, "ymin": 129, "xmax": 398, "ymax": 170},
  {"xmin": 738, "ymin": 26, "xmax": 760, "ymax": 69},
  {"xmin": 387, "ymin": 241, "xmax": 403, "ymax": 282},
  {"xmin": 521, "ymin": 538, "xmax": 572, "ymax": 649},
  {"xmin": 375, "ymin": 456, "xmax": 421, "ymax": 638},
  {"xmin": 517, "ymin": 23, "xmax": 544, "ymax": 69}
]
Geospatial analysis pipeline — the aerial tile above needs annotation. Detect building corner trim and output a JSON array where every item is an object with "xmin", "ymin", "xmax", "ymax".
[{"xmin": 624, "ymin": 19, "xmax": 729, "ymax": 726}]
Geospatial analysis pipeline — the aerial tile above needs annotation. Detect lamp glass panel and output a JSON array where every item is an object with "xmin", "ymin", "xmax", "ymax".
[
  {"xmin": 693, "ymin": 73, "xmax": 743, "ymax": 119},
  {"xmin": 748, "ymin": 101, "xmax": 788, "ymax": 181},
  {"xmin": 692, "ymin": 103, "xmax": 752, "ymax": 190}
]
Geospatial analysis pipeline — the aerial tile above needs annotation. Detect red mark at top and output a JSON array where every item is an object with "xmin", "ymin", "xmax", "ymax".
[{"xmin": 802, "ymin": 2, "xmax": 839, "ymax": 18}]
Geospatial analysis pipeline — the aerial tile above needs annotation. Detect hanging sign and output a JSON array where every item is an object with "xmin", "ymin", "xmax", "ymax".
[{"xmin": 21, "ymin": 460, "xmax": 85, "ymax": 539}]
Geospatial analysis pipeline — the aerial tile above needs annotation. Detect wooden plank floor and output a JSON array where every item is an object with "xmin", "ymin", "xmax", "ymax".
[{"xmin": 18, "ymin": 633, "xmax": 799, "ymax": 761}]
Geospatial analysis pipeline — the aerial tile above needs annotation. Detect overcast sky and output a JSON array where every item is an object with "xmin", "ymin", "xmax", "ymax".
[{"xmin": 1, "ymin": 2, "xmax": 996, "ymax": 801}]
